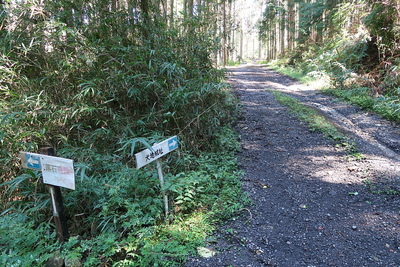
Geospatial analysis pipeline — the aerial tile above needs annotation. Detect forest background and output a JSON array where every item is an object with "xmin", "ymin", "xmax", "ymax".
[{"xmin": 1, "ymin": 0, "xmax": 399, "ymax": 266}]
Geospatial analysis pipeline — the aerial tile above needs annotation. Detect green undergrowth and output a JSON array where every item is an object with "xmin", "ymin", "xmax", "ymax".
[
  {"xmin": 266, "ymin": 35, "xmax": 400, "ymax": 124},
  {"xmin": 266, "ymin": 61, "xmax": 312, "ymax": 84},
  {"xmin": 226, "ymin": 60, "xmax": 243, "ymax": 66},
  {"xmin": 0, "ymin": 5, "xmax": 247, "ymax": 266},
  {"xmin": 272, "ymin": 91, "xmax": 357, "ymax": 153},
  {"xmin": 1, "ymin": 127, "xmax": 247, "ymax": 267},
  {"xmin": 324, "ymin": 87, "xmax": 400, "ymax": 122},
  {"xmin": 266, "ymin": 60, "xmax": 331, "ymax": 89},
  {"xmin": 267, "ymin": 60, "xmax": 400, "ymax": 123},
  {"xmin": 363, "ymin": 179, "xmax": 400, "ymax": 196}
]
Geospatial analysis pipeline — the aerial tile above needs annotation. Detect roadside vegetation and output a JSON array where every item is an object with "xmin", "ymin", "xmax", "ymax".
[
  {"xmin": 259, "ymin": 0, "xmax": 400, "ymax": 123},
  {"xmin": 272, "ymin": 91, "xmax": 357, "ymax": 154},
  {"xmin": 259, "ymin": 0, "xmax": 400, "ymax": 198},
  {"xmin": 2, "ymin": 0, "xmax": 400, "ymax": 266},
  {"xmin": 0, "ymin": 2, "xmax": 247, "ymax": 266}
]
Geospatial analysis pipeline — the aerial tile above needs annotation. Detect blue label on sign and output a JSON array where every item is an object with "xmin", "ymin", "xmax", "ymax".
[
  {"xmin": 168, "ymin": 137, "xmax": 178, "ymax": 151},
  {"xmin": 26, "ymin": 154, "xmax": 41, "ymax": 170}
]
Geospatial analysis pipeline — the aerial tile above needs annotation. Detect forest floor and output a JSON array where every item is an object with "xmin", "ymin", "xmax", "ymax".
[{"xmin": 185, "ymin": 63, "xmax": 400, "ymax": 266}]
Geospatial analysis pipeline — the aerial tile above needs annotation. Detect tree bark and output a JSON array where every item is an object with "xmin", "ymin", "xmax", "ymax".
[
  {"xmin": 169, "ymin": 0, "xmax": 174, "ymax": 26},
  {"xmin": 140, "ymin": 0, "xmax": 151, "ymax": 38},
  {"xmin": 187, "ymin": 0, "xmax": 194, "ymax": 16}
]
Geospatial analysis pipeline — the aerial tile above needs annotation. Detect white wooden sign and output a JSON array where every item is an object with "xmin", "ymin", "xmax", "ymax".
[
  {"xmin": 20, "ymin": 152, "xmax": 75, "ymax": 190},
  {"xmin": 135, "ymin": 136, "xmax": 178, "ymax": 169}
]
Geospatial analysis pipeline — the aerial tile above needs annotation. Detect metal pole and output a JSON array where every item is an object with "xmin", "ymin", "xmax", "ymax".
[
  {"xmin": 156, "ymin": 159, "xmax": 169, "ymax": 218},
  {"xmin": 40, "ymin": 147, "xmax": 69, "ymax": 242}
]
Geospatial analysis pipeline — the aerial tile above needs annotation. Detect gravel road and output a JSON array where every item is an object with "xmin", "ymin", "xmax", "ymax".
[{"xmin": 185, "ymin": 63, "xmax": 400, "ymax": 267}]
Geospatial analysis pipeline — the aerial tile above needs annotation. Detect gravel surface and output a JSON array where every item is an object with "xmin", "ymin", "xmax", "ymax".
[{"xmin": 185, "ymin": 63, "xmax": 400, "ymax": 267}]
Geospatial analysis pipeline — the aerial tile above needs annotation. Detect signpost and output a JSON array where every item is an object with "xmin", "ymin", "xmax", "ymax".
[
  {"xmin": 20, "ymin": 151, "xmax": 75, "ymax": 190},
  {"xmin": 20, "ymin": 147, "xmax": 74, "ymax": 241},
  {"xmin": 135, "ymin": 136, "xmax": 179, "ymax": 169},
  {"xmin": 23, "ymin": 153, "xmax": 41, "ymax": 170},
  {"xmin": 135, "ymin": 136, "xmax": 179, "ymax": 218}
]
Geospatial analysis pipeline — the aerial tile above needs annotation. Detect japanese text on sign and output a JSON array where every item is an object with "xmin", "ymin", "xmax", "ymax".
[
  {"xmin": 41, "ymin": 156, "xmax": 75, "ymax": 190},
  {"xmin": 145, "ymin": 148, "xmax": 164, "ymax": 162},
  {"xmin": 135, "ymin": 136, "xmax": 178, "ymax": 169},
  {"xmin": 20, "ymin": 152, "xmax": 75, "ymax": 190}
]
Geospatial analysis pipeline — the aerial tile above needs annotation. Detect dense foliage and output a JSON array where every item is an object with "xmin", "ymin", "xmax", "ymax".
[
  {"xmin": 0, "ymin": 1, "xmax": 246, "ymax": 266},
  {"xmin": 259, "ymin": 0, "xmax": 400, "ymax": 121}
]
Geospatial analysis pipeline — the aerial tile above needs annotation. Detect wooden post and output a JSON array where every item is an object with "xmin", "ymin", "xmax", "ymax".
[{"xmin": 40, "ymin": 147, "xmax": 69, "ymax": 242}]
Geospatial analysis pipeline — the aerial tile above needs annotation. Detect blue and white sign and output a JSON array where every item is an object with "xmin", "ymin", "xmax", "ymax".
[
  {"xmin": 20, "ymin": 152, "xmax": 75, "ymax": 190},
  {"xmin": 20, "ymin": 152, "xmax": 42, "ymax": 170},
  {"xmin": 26, "ymin": 153, "xmax": 41, "ymax": 170},
  {"xmin": 168, "ymin": 136, "xmax": 179, "ymax": 151},
  {"xmin": 135, "ymin": 136, "xmax": 179, "ymax": 169}
]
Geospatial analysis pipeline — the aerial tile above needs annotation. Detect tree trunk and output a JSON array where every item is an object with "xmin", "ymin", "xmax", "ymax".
[
  {"xmin": 280, "ymin": 1, "xmax": 285, "ymax": 56},
  {"xmin": 222, "ymin": 0, "xmax": 227, "ymax": 65},
  {"xmin": 287, "ymin": 0, "xmax": 295, "ymax": 52},
  {"xmin": 140, "ymin": 0, "xmax": 150, "ymax": 38},
  {"xmin": 187, "ymin": 0, "xmax": 194, "ymax": 16},
  {"xmin": 169, "ymin": 0, "xmax": 174, "ymax": 26}
]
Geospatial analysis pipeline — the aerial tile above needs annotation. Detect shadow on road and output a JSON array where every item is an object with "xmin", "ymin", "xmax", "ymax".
[{"xmin": 186, "ymin": 64, "xmax": 400, "ymax": 267}]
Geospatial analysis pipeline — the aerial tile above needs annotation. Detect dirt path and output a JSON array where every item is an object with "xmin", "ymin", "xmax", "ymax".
[{"xmin": 185, "ymin": 64, "xmax": 400, "ymax": 266}]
